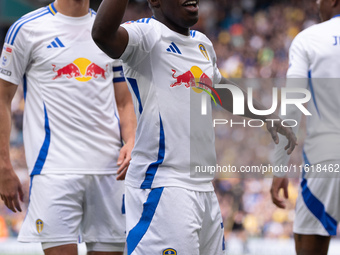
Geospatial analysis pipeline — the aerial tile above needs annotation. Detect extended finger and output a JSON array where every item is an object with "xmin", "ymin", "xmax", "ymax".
[
  {"xmin": 116, "ymin": 168, "xmax": 127, "ymax": 180},
  {"xmin": 270, "ymin": 128, "xmax": 279, "ymax": 144},
  {"xmin": 4, "ymin": 196, "xmax": 16, "ymax": 213},
  {"xmin": 18, "ymin": 185, "xmax": 24, "ymax": 202},
  {"xmin": 13, "ymin": 194, "xmax": 22, "ymax": 212},
  {"xmin": 271, "ymin": 191, "xmax": 285, "ymax": 209},
  {"xmin": 117, "ymin": 153, "xmax": 125, "ymax": 166}
]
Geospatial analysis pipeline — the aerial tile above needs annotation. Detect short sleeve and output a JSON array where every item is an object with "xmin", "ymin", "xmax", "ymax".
[
  {"xmin": 0, "ymin": 25, "xmax": 31, "ymax": 85},
  {"xmin": 120, "ymin": 21, "xmax": 157, "ymax": 68},
  {"xmin": 211, "ymin": 49, "xmax": 222, "ymax": 85},
  {"xmin": 286, "ymin": 33, "xmax": 310, "ymax": 78}
]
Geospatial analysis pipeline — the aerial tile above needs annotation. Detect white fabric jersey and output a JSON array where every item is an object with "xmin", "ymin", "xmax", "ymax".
[
  {"xmin": 273, "ymin": 16, "xmax": 340, "ymax": 175},
  {"xmin": 121, "ymin": 18, "xmax": 222, "ymax": 191},
  {"xmin": 0, "ymin": 3, "xmax": 125, "ymax": 175}
]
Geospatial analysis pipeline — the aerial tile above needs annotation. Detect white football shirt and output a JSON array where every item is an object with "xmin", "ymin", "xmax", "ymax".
[
  {"xmin": 0, "ymin": 3, "xmax": 125, "ymax": 175},
  {"xmin": 121, "ymin": 18, "xmax": 222, "ymax": 191},
  {"xmin": 273, "ymin": 16, "xmax": 340, "ymax": 175}
]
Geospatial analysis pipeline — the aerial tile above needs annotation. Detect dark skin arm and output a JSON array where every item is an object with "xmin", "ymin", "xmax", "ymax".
[
  {"xmin": 217, "ymin": 77, "xmax": 297, "ymax": 155},
  {"xmin": 0, "ymin": 79, "xmax": 24, "ymax": 212},
  {"xmin": 92, "ymin": 0, "xmax": 129, "ymax": 59}
]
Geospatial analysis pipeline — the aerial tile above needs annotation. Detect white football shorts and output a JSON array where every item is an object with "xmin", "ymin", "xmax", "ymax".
[
  {"xmin": 18, "ymin": 174, "xmax": 126, "ymax": 247},
  {"xmin": 293, "ymin": 160, "xmax": 340, "ymax": 236},
  {"xmin": 125, "ymin": 185, "xmax": 226, "ymax": 255}
]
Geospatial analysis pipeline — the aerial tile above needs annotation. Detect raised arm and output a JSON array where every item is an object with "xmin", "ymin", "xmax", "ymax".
[
  {"xmin": 0, "ymin": 79, "xmax": 24, "ymax": 212},
  {"xmin": 92, "ymin": 0, "xmax": 130, "ymax": 59}
]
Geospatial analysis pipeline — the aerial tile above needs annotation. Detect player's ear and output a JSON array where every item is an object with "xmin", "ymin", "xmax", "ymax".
[
  {"xmin": 331, "ymin": 0, "xmax": 339, "ymax": 7},
  {"xmin": 148, "ymin": 0, "xmax": 160, "ymax": 8}
]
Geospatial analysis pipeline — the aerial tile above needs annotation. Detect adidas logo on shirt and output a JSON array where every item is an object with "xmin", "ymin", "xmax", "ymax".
[
  {"xmin": 47, "ymin": 37, "xmax": 65, "ymax": 48},
  {"xmin": 166, "ymin": 42, "xmax": 182, "ymax": 55}
]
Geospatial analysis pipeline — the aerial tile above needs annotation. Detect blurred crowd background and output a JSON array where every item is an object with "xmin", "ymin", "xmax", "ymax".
[{"xmin": 1, "ymin": 0, "xmax": 335, "ymax": 252}]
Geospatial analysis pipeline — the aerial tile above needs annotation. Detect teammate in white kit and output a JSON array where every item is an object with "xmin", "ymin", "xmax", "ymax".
[
  {"xmin": 0, "ymin": 0, "xmax": 136, "ymax": 254},
  {"xmin": 271, "ymin": 0, "xmax": 340, "ymax": 254},
  {"xmin": 92, "ymin": 0, "xmax": 296, "ymax": 254}
]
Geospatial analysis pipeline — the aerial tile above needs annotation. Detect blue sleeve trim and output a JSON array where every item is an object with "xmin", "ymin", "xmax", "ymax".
[
  {"xmin": 113, "ymin": 66, "xmax": 123, "ymax": 72},
  {"xmin": 113, "ymin": 77, "xmax": 126, "ymax": 83}
]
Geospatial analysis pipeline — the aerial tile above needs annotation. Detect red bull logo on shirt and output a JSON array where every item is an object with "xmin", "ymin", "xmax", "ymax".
[
  {"xmin": 52, "ymin": 58, "xmax": 107, "ymax": 82},
  {"xmin": 170, "ymin": 66, "xmax": 222, "ymax": 106}
]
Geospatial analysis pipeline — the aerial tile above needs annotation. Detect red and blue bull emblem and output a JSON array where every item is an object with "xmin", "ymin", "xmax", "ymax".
[
  {"xmin": 163, "ymin": 248, "xmax": 177, "ymax": 255},
  {"xmin": 52, "ymin": 58, "xmax": 107, "ymax": 82},
  {"xmin": 36, "ymin": 219, "xmax": 44, "ymax": 234},
  {"xmin": 170, "ymin": 66, "xmax": 222, "ymax": 106}
]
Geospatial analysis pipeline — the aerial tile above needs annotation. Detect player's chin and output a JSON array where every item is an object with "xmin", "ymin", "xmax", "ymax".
[
  {"xmin": 179, "ymin": 11, "xmax": 199, "ymax": 28},
  {"xmin": 185, "ymin": 16, "xmax": 199, "ymax": 27}
]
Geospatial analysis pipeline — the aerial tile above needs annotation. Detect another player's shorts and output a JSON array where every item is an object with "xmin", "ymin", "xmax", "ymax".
[
  {"xmin": 293, "ymin": 160, "xmax": 340, "ymax": 236},
  {"xmin": 125, "ymin": 185, "xmax": 226, "ymax": 255},
  {"xmin": 18, "ymin": 174, "xmax": 126, "ymax": 248}
]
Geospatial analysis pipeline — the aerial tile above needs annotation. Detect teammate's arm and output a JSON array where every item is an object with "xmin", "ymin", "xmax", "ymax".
[
  {"xmin": 271, "ymin": 33, "xmax": 309, "ymax": 209},
  {"xmin": 217, "ymin": 76, "xmax": 297, "ymax": 155},
  {"xmin": 92, "ymin": 0, "xmax": 129, "ymax": 59},
  {"xmin": 0, "ymin": 78, "xmax": 24, "ymax": 212},
  {"xmin": 114, "ymin": 81, "xmax": 136, "ymax": 181}
]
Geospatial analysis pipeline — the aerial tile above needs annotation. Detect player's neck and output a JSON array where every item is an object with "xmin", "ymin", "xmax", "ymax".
[
  {"xmin": 332, "ymin": 11, "xmax": 340, "ymax": 19},
  {"xmin": 54, "ymin": 0, "xmax": 89, "ymax": 17}
]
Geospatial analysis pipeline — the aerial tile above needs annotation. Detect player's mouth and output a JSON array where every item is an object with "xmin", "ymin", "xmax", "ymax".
[{"xmin": 182, "ymin": 0, "xmax": 199, "ymax": 13}]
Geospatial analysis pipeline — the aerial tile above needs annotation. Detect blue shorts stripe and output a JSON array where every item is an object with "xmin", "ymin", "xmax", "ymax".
[
  {"xmin": 127, "ymin": 187, "xmax": 164, "ymax": 254},
  {"xmin": 301, "ymin": 178, "xmax": 337, "ymax": 235},
  {"xmin": 301, "ymin": 151, "xmax": 337, "ymax": 235},
  {"xmin": 122, "ymin": 194, "xmax": 126, "ymax": 215}
]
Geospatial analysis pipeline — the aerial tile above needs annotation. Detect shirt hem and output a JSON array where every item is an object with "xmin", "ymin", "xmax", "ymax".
[{"xmin": 125, "ymin": 180, "xmax": 214, "ymax": 192}]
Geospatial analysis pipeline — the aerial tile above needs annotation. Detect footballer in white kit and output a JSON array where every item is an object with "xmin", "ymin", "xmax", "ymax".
[
  {"xmin": 0, "ymin": 2, "xmax": 135, "ymax": 252},
  {"xmin": 92, "ymin": 0, "xmax": 297, "ymax": 254},
  {"xmin": 272, "ymin": 15, "xmax": 340, "ymax": 237},
  {"xmin": 120, "ymin": 18, "xmax": 225, "ymax": 255}
]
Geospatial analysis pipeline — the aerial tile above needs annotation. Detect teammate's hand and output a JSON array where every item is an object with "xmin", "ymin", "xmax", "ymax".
[
  {"xmin": 266, "ymin": 118, "xmax": 297, "ymax": 155},
  {"xmin": 116, "ymin": 140, "xmax": 133, "ymax": 181},
  {"xmin": 270, "ymin": 176, "xmax": 289, "ymax": 209},
  {"xmin": 0, "ymin": 165, "xmax": 24, "ymax": 212}
]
